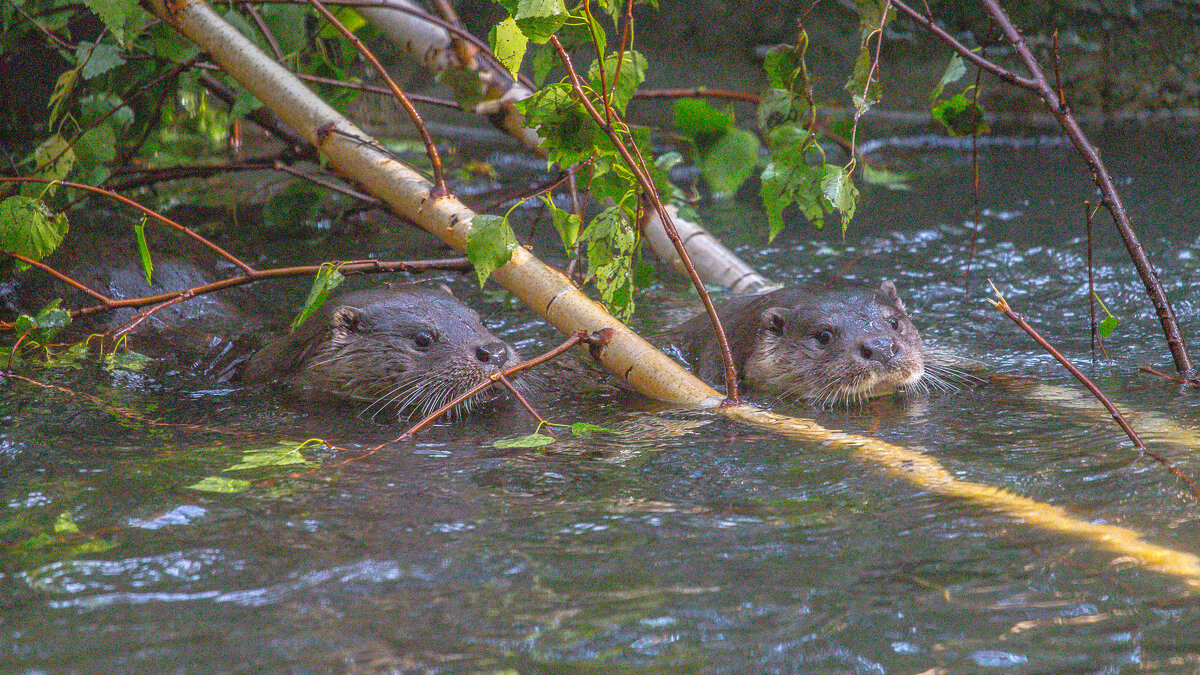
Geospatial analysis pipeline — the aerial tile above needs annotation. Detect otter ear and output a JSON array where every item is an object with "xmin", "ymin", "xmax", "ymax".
[
  {"xmin": 331, "ymin": 306, "xmax": 362, "ymax": 337},
  {"xmin": 761, "ymin": 307, "xmax": 788, "ymax": 335},
  {"xmin": 879, "ymin": 281, "xmax": 906, "ymax": 312}
]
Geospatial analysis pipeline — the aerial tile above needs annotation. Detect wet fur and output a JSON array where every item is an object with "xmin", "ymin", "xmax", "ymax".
[
  {"xmin": 681, "ymin": 282, "xmax": 948, "ymax": 405},
  {"xmin": 244, "ymin": 287, "xmax": 519, "ymax": 420}
]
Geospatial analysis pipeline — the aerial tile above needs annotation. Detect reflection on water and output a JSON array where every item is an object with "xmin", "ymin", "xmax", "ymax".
[{"xmin": 5, "ymin": 130, "xmax": 1200, "ymax": 672}]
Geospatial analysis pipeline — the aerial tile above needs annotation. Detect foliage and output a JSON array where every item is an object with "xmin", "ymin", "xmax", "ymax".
[{"xmin": 292, "ymin": 263, "xmax": 345, "ymax": 331}]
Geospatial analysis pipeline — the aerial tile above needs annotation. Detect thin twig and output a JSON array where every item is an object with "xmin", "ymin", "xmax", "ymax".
[
  {"xmin": 4, "ymin": 252, "xmax": 113, "ymax": 303},
  {"xmin": 989, "ymin": 283, "xmax": 1200, "ymax": 501},
  {"xmin": 306, "ymin": 0, "xmax": 450, "ymax": 196},
  {"xmin": 1, "ymin": 177, "xmax": 256, "ymax": 274}
]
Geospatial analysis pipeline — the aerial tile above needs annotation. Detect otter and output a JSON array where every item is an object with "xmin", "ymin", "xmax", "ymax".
[
  {"xmin": 243, "ymin": 287, "xmax": 519, "ymax": 420},
  {"xmin": 679, "ymin": 281, "xmax": 927, "ymax": 405}
]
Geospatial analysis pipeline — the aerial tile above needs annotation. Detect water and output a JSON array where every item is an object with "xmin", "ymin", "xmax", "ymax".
[{"xmin": 6, "ymin": 128, "xmax": 1200, "ymax": 672}]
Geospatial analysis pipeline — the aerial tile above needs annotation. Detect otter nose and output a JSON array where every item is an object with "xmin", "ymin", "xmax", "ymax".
[
  {"xmin": 859, "ymin": 336, "xmax": 900, "ymax": 364},
  {"xmin": 474, "ymin": 341, "xmax": 511, "ymax": 365}
]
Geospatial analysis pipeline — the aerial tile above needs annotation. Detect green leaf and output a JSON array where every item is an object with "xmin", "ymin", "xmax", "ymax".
[
  {"xmin": 1098, "ymin": 315, "xmax": 1118, "ymax": 338},
  {"xmin": 760, "ymin": 159, "xmax": 828, "ymax": 240},
  {"xmin": 763, "ymin": 44, "xmax": 801, "ymax": 90},
  {"xmin": 31, "ymin": 135, "xmax": 76, "ymax": 187},
  {"xmin": 862, "ymin": 165, "xmax": 910, "ymax": 190},
  {"xmin": 134, "ymin": 222, "xmax": 152, "ymax": 285},
  {"xmin": 931, "ymin": 93, "xmax": 989, "ymax": 137},
  {"xmin": 514, "ymin": 0, "xmax": 568, "ymax": 43},
  {"xmin": 845, "ymin": 46, "xmax": 881, "ymax": 111},
  {"xmin": 569, "ymin": 422, "xmax": 622, "ymax": 436},
  {"xmin": 518, "ymin": 84, "xmax": 609, "ymax": 167},
  {"xmin": 80, "ymin": 93, "xmax": 134, "ymax": 129},
  {"xmin": 258, "ymin": 4, "xmax": 309, "ymax": 56},
  {"xmin": 292, "ymin": 264, "xmax": 345, "ymax": 331},
  {"xmin": 103, "ymin": 349, "xmax": 151, "ymax": 372},
  {"xmin": 490, "ymin": 17, "xmax": 528, "ymax": 77},
  {"xmin": 582, "ymin": 205, "xmax": 637, "ymax": 318},
  {"xmin": 54, "ymin": 512, "xmax": 80, "ymax": 534},
  {"xmin": 854, "ymin": 0, "xmax": 893, "ymax": 37},
  {"xmin": 0, "ymin": 196, "xmax": 69, "ymax": 263},
  {"xmin": 587, "ymin": 50, "xmax": 647, "ymax": 115},
  {"xmin": 32, "ymin": 300, "xmax": 72, "ymax": 342},
  {"xmin": 81, "ymin": 0, "xmax": 146, "ymax": 46},
  {"xmin": 756, "ymin": 88, "xmax": 795, "ymax": 131},
  {"xmin": 931, "ymin": 53, "xmax": 967, "ymax": 101},
  {"xmin": 701, "ymin": 127, "xmax": 759, "ymax": 196},
  {"xmin": 228, "ymin": 88, "xmax": 262, "ymax": 121},
  {"xmin": 674, "ymin": 98, "xmax": 733, "ymax": 138},
  {"xmin": 821, "ymin": 165, "xmax": 859, "ymax": 231},
  {"xmin": 48, "ymin": 68, "xmax": 80, "ymax": 128},
  {"xmin": 188, "ymin": 477, "xmax": 251, "ymax": 493},
  {"xmin": 75, "ymin": 122, "xmax": 117, "ymax": 185},
  {"xmin": 494, "ymin": 432, "xmax": 555, "ymax": 448},
  {"xmin": 227, "ymin": 442, "xmax": 313, "ymax": 471},
  {"xmin": 531, "ymin": 43, "xmax": 557, "ymax": 87},
  {"xmin": 466, "ymin": 215, "xmax": 518, "ymax": 287},
  {"xmin": 76, "ymin": 41, "xmax": 125, "ymax": 80},
  {"xmin": 543, "ymin": 196, "xmax": 581, "ymax": 254}
]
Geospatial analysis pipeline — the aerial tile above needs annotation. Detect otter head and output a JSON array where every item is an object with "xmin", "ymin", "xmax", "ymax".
[
  {"xmin": 741, "ymin": 281, "xmax": 925, "ymax": 405},
  {"xmin": 313, "ymin": 287, "xmax": 519, "ymax": 420}
]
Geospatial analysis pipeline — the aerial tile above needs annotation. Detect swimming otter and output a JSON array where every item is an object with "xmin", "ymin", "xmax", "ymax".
[
  {"xmin": 679, "ymin": 282, "xmax": 927, "ymax": 405},
  {"xmin": 243, "ymin": 287, "xmax": 519, "ymax": 420}
]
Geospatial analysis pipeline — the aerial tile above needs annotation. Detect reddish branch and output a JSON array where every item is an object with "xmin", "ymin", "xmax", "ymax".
[
  {"xmin": 990, "ymin": 288, "xmax": 1200, "ymax": 501},
  {"xmin": 1, "ymin": 177, "xmax": 255, "ymax": 274},
  {"xmin": 0, "ymin": 255, "xmax": 472, "ymax": 325},
  {"xmin": 305, "ymin": 0, "xmax": 450, "ymax": 197},
  {"xmin": 889, "ymin": 0, "xmax": 1194, "ymax": 379},
  {"xmin": 548, "ymin": 36, "xmax": 742, "ymax": 404}
]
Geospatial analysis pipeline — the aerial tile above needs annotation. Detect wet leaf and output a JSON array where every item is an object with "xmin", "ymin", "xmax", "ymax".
[
  {"xmin": 0, "ymin": 196, "xmax": 69, "ymax": 264},
  {"xmin": 103, "ymin": 349, "xmax": 151, "ymax": 372},
  {"xmin": 227, "ymin": 442, "xmax": 312, "ymax": 471},
  {"xmin": 490, "ymin": 17, "xmax": 528, "ymax": 77},
  {"xmin": 570, "ymin": 422, "xmax": 622, "ymax": 436},
  {"xmin": 466, "ymin": 214, "xmax": 517, "ymax": 288},
  {"xmin": 292, "ymin": 264, "xmax": 344, "ymax": 331},
  {"xmin": 494, "ymin": 432, "xmax": 556, "ymax": 448},
  {"xmin": 54, "ymin": 512, "xmax": 80, "ymax": 534},
  {"xmin": 188, "ymin": 477, "xmax": 251, "ymax": 493}
]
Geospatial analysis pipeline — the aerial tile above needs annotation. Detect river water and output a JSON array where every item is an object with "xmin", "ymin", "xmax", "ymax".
[{"xmin": 5, "ymin": 125, "xmax": 1200, "ymax": 672}]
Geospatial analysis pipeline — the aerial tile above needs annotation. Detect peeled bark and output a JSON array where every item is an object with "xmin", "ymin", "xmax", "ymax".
[{"xmin": 145, "ymin": 0, "xmax": 1200, "ymax": 585}]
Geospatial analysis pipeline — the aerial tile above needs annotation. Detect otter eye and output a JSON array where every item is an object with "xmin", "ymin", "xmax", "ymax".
[
  {"xmin": 413, "ymin": 330, "xmax": 435, "ymax": 350},
  {"xmin": 888, "ymin": 316, "xmax": 901, "ymax": 331},
  {"xmin": 814, "ymin": 330, "xmax": 834, "ymax": 346}
]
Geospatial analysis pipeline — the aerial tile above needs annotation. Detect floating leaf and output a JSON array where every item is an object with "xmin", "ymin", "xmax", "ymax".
[
  {"xmin": 292, "ymin": 264, "xmax": 344, "ymax": 331},
  {"xmin": 466, "ymin": 214, "xmax": 517, "ymax": 288},
  {"xmin": 570, "ymin": 422, "xmax": 622, "ymax": 436},
  {"xmin": 104, "ymin": 349, "xmax": 151, "ymax": 372},
  {"xmin": 188, "ymin": 477, "xmax": 252, "ymax": 493},
  {"xmin": 490, "ymin": 17, "xmax": 528, "ymax": 77},
  {"xmin": 54, "ymin": 512, "xmax": 80, "ymax": 534},
  {"xmin": 0, "ymin": 196, "xmax": 69, "ymax": 264},
  {"xmin": 226, "ymin": 442, "xmax": 313, "ymax": 471},
  {"xmin": 494, "ymin": 432, "xmax": 556, "ymax": 448}
]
